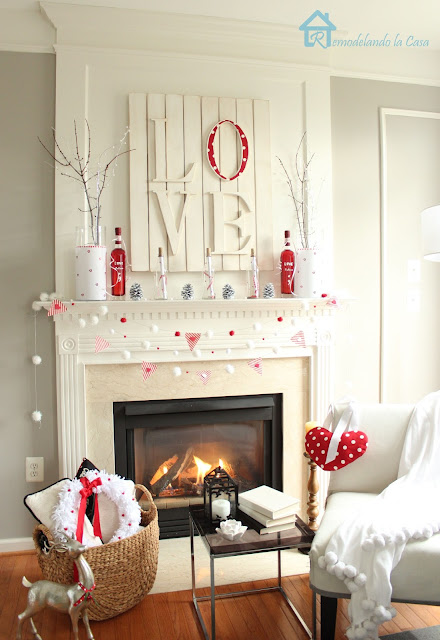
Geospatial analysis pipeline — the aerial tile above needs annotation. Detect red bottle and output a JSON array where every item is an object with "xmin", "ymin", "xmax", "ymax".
[
  {"xmin": 110, "ymin": 227, "xmax": 126, "ymax": 296},
  {"xmin": 280, "ymin": 230, "xmax": 295, "ymax": 294}
]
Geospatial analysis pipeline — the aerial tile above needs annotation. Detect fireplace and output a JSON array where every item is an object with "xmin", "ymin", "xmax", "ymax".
[{"xmin": 114, "ymin": 394, "xmax": 282, "ymax": 538}]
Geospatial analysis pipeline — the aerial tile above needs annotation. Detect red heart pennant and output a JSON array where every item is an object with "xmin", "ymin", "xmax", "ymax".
[
  {"xmin": 95, "ymin": 336, "xmax": 110, "ymax": 353},
  {"xmin": 305, "ymin": 427, "xmax": 368, "ymax": 471},
  {"xmin": 185, "ymin": 332, "xmax": 201, "ymax": 351},
  {"xmin": 47, "ymin": 299, "xmax": 68, "ymax": 316},
  {"xmin": 142, "ymin": 361, "xmax": 157, "ymax": 381},
  {"xmin": 196, "ymin": 370, "xmax": 211, "ymax": 385}
]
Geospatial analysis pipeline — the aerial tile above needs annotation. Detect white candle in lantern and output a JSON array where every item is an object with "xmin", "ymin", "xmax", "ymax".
[{"xmin": 211, "ymin": 498, "xmax": 230, "ymax": 520}]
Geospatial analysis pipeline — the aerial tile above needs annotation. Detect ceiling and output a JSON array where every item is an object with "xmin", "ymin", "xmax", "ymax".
[{"xmin": 1, "ymin": 0, "xmax": 440, "ymax": 50}]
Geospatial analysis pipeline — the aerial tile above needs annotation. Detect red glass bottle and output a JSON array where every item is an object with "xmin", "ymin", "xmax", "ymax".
[
  {"xmin": 110, "ymin": 227, "xmax": 126, "ymax": 296},
  {"xmin": 280, "ymin": 230, "xmax": 295, "ymax": 294}
]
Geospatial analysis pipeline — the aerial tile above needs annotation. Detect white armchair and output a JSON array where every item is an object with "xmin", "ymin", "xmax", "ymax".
[{"xmin": 309, "ymin": 402, "xmax": 440, "ymax": 639}]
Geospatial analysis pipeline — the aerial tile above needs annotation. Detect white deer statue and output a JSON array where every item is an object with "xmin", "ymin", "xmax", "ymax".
[{"xmin": 16, "ymin": 534, "xmax": 95, "ymax": 640}]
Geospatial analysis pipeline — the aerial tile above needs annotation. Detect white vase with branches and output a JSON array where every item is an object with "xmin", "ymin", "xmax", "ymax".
[
  {"xmin": 277, "ymin": 132, "xmax": 323, "ymax": 298},
  {"xmin": 39, "ymin": 120, "xmax": 131, "ymax": 300}
]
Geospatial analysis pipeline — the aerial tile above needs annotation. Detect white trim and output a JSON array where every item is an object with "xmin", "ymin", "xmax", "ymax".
[
  {"xmin": 0, "ymin": 537, "xmax": 34, "ymax": 553},
  {"xmin": 379, "ymin": 108, "xmax": 440, "ymax": 402},
  {"xmin": 0, "ymin": 43, "xmax": 54, "ymax": 54},
  {"xmin": 330, "ymin": 69, "xmax": 440, "ymax": 88}
]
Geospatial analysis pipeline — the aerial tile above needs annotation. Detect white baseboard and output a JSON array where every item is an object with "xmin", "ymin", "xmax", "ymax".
[{"xmin": 0, "ymin": 537, "xmax": 34, "ymax": 553}]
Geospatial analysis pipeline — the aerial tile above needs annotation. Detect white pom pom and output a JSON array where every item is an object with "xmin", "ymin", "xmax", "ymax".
[
  {"xmin": 225, "ymin": 364, "xmax": 235, "ymax": 374},
  {"xmin": 325, "ymin": 551, "xmax": 337, "ymax": 566},
  {"xmin": 362, "ymin": 599, "xmax": 375, "ymax": 611},
  {"xmin": 354, "ymin": 628, "xmax": 367, "ymax": 639},
  {"xmin": 373, "ymin": 534, "xmax": 385, "ymax": 548},
  {"xmin": 334, "ymin": 562, "xmax": 346, "ymax": 579},
  {"xmin": 361, "ymin": 538, "xmax": 374, "ymax": 552},
  {"xmin": 246, "ymin": 340, "xmax": 255, "ymax": 349},
  {"xmin": 253, "ymin": 322, "xmax": 262, "ymax": 331},
  {"xmin": 302, "ymin": 301, "xmax": 309, "ymax": 312},
  {"xmin": 110, "ymin": 328, "xmax": 116, "ymax": 334},
  {"xmin": 99, "ymin": 305, "xmax": 109, "ymax": 316},
  {"xmin": 193, "ymin": 349, "xmax": 202, "ymax": 358},
  {"xmin": 49, "ymin": 292, "xmax": 58, "ymax": 300},
  {"xmin": 90, "ymin": 314, "xmax": 99, "ymax": 325},
  {"xmin": 374, "ymin": 605, "xmax": 386, "ymax": 619},
  {"xmin": 354, "ymin": 573, "xmax": 367, "ymax": 587},
  {"xmin": 122, "ymin": 350, "xmax": 131, "ymax": 360},
  {"xmin": 343, "ymin": 565, "xmax": 357, "ymax": 579},
  {"xmin": 346, "ymin": 627, "xmax": 355, "ymax": 639},
  {"xmin": 226, "ymin": 348, "xmax": 232, "ymax": 355},
  {"xmin": 205, "ymin": 329, "xmax": 214, "ymax": 338},
  {"xmin": 32, "ymin": 355, "xmax": 42, "ymax": 365},
  {"xmin": 151, "ymin": 324, "xmax": 159, "ymax": 333},
  {"xmin": 272, "ymin": 346, "xmax": 281, "ymax": 355},
  {"xmin": 39, "ymin": 292, "xmax": 49, "ymax": 301},
  {"xmin": 173, "ymin": 350, "xmax": 179, "ymax": 356},
  {"xmin": 326, "ymin": 564, "xmax": 336, "ymax": 575},
  {"xmin": 32, "ymin": 410, "xmax": 42, "ymax": 422},
  {"xmin": 394, "ymin": 531, "xmax": 406, "ymax": 544},
  {"xmin": 346, "ymin": 581, "xmax": 359, "ymax": 593},
  {"xmin": 318, "ymin": 556, "xmax": 326, "ymax": 569},
  {"xmin": 141, "ymin": 340, "xmax": 150, "ymax": 350},
  {"xmin": 363, "ymin": 621, "xmax": 376, "ymax": 631},
  {"xmin": 32, "ymin": 301, "xmax": 41, "ymax": 311},
  {"xmin": 422, "ymin": 526, "xmax": 433, "ymax": 538},
  {"xmin": 173, "ymin": 367, "xmax": 182, "ymax": 377},
  {"xmin": 291, "ymin": 318, "xmax": 297, "ymax": 326},
  {"xmin": 78, "ymin": 318, "xmax": 86, "ymax": 328},
  {"xmin": 389, "ymin": 607, "xmax": 397, "ymax": 617}
]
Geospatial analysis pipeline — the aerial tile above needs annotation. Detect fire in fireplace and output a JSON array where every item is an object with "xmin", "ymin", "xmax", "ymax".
[{"xmin": 114, "ymin": 394, "xmax": 282, "ymax": 538}]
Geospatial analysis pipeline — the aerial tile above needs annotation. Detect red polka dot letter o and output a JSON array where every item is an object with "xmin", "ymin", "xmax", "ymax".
[
  {"xmin": 206, "ymin": 120, "xmax": 249, "ymax": 181},
  {"xmin": 305, "ymin": 428, "xmax": 368, "ymax": 471}
]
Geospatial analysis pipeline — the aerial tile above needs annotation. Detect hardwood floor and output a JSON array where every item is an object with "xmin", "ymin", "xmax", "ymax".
[{"xmin": 3, "ymin": 551, "xmax": 440, "ymax": 639}]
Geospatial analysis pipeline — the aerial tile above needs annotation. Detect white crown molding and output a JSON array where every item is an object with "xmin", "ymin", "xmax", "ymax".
[{"xmin": 0, "ymin": 8, "xmax": 54, "ymax": 53}]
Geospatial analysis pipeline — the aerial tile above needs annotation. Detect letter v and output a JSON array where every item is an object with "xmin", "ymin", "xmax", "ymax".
[{"xmin": 150, "ymin": 189, "xmax": 195, "ymax": 256}]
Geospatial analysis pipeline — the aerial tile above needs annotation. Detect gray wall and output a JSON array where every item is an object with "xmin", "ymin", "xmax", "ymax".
[
  {"xmin": 331, "ymin": 77, "xmax": 440, "ymax": 402},
  {"xmin": 0, "ymin": 51, "xmax": 57, "ymax": 539}
]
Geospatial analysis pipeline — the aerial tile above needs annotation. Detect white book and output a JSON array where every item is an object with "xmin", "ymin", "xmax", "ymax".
[
  {"xmin": 258, "ymin": 521, "xmax": 298, "ymax": 535},
  {"xmin": 238, "ymin": 503, "xmax": 297, "ymax": 528},
  {"xmin": 238, "ymin": 485, "xmax": 300, "ymax": 519}
]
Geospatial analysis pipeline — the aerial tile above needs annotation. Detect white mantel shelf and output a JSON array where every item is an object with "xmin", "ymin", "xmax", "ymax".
[{"xmin": 35, "ymin": 297, "xmax": 343, "ymax": 364}]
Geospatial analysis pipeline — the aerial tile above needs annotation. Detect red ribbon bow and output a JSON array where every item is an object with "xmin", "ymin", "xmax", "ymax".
[
  {"xmin": 73, "ymin": 581, "xmax": 96, "ymax": 607},
  {"xmin": 76, "ymin": 477, "xmax": 102, "ymax": 543}
]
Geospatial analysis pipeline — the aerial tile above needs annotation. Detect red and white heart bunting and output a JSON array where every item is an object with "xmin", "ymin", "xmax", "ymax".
[
  {"xmin": 95, "ymin": 336, "xmax": 110, "ymax": 353},
  {"xmin": 196, "ymin": 370, "xmax": 211, "ymax": 385},
  {"xmin": 142, "ymin": 362, "xmax": 158, "ymax": 381},
  {"xmin": 47, "ymin": 299, "xmax": 68, "ymax": 316},
  {"xmin": 248, "ymin": 358, "xmax": 263, "ymax": 375},
  {"xmin": 185, "ymin": 332, "xmax": 201, "ymax": 351},
  {"xmin": 291, "ymin": 330, "xmax": 306, "ymax": 347}
]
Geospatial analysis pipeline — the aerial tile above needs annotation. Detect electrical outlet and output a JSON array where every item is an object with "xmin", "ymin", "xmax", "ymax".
[{"xmin": 26, "ymin": 457, "xmax": 44, "ymax": 482}]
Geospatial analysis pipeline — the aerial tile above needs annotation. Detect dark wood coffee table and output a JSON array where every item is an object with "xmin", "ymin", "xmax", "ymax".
[{"xmin": 189, "ymin": 505, "xmax": 315, "ymax": 640}]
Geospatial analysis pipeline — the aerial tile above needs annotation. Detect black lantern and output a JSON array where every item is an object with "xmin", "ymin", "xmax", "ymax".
[{"xmin": 203, "ymin": 465, "xmax": 238, "ymax": 523}]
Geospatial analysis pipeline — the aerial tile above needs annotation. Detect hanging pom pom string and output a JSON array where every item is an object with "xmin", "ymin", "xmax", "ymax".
[{"xmin": 32, "ymin": 310, "xmax": 42, "ymax": 427}]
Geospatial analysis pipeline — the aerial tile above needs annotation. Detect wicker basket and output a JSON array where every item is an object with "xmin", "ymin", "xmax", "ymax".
[{"xmin": 33, "ymin": 484, "xmax": 159, "ymax": 621}]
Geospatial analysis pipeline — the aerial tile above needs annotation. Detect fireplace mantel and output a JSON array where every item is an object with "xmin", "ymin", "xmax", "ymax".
[{"xmin": 35, "ymin": 296, "xmax": 342, "ymax": 500}]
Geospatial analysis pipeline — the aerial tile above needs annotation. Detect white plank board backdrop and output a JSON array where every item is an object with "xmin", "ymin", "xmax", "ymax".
[{"xmin": 129, "ymin": 93, "xmax": 273, "ymax": 272}]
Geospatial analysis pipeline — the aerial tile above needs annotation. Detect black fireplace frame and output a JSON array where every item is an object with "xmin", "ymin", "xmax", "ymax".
[{"xmin": 114, "ymin": 394, "xmax": 283, "ymax": 538}]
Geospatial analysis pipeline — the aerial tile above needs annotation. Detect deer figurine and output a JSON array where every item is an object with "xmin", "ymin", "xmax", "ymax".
[{"xmin": 16, "ymin": 534, "xmax": 95, "ymax": 640}]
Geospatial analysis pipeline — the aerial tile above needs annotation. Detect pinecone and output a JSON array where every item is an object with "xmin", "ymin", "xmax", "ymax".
[
  {"xmin": 263, "ymin": 283, "xmax": 275, "ymax": 299},
  {"xmin": 222, "ymin": 284, "xmax": 235, "ymax": 300},
  {"xmin": 129, "ymin": 282, "xmax": 143, "ymax": 301},
  {"xmin": 181, "ymin": 283, "xmax": 194, "ymax": 300}
]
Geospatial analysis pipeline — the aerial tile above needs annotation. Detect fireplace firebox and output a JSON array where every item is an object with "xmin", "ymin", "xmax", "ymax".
[{"xmin": 114, "ymin": 394, "xmax": 282, "ymax": 538}]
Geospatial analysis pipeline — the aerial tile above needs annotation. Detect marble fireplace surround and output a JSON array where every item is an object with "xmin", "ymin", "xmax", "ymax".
[{"xmin": 49, "ymin": 297, "xmax": 337, "ymax": 516}]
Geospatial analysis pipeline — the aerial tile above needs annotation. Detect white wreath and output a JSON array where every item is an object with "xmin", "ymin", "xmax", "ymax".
[{"xmin": 52, "ymin": 470, "xmax": 141, "ymax": 546}]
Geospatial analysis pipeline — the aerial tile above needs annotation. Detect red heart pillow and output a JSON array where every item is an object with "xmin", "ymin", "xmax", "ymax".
[{"xmin": 305, "ymin": 428, "xmax": 368, "ymax": 470}]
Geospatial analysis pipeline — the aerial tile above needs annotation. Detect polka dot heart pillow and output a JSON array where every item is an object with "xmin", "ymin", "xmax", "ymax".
[{"xmin": 305, "ymin": 403, "xmax": 368, "ymax": 471}]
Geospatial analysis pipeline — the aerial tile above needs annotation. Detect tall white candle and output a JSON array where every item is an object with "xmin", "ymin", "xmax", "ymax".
[{"xmin": 211, "ymin": 498, "xmax": 230, "ymax": 520}]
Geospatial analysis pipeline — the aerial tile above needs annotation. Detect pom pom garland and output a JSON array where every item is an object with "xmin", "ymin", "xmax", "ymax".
[
  {"xmin": 253, "ymin": 322, "xmax": 262, "ymax": 331},
  {"xmin": 141, "ymin": 340, "xmax": 150, "ymax": 349},
  {"xmin": 205, "ymin": 329, "xmax": 214, "ymax": 338},
  {"xmin": 362, "ymin": 599, "xmax": 375, "ymax": 612},
  {"xmin": 49, "ymin": 292, "xmax": 58, "ymax": 301},
  {"xmin": 99, "ymin": 305, "xmax": 109, "ymax": 315},
  {"xmin": 32, "ymin": 410, "xmax": 42, "ymax": 422},
  {"xmin": 325, "ymin": 551, "xmax": 338, "ymax": 565},
  {"xmin": 32, "ymin": 301, "xmax": 41, "ymax": 311},
  {"xmin": 246, "ymin": 340, "xmax": 255, "ymax": 349},
  {"xmin": 39, "ymin": 292, "xmax": 49, "ymax": 301},
  {"xmin": 122, "ymin": 350, "xmax": 131, "ymax": 360},
  {"xmin": 173, "ymin": 350, "xmax": 179, "ymax": 356},
  {"xmin": 225, "ymin": 364, "xmax": 235, "ymax": 374},
  {"xmin": 32, "ymin": 355, "xmax": 42, "ymax": 365},
  {"xmin": 343, "ymin": 565, "xmax": 357, "ymax": 579},
  {"xmin": 151, "ymin": 324, "xmax": 159, "ymax": 333},
  {"xmin": 90, "ymin": 314, "xmax": 99, "ymax": 325},
  {"xmin": 78, "ymin": 318, "xmax": 86, "ymax": 328},
  {"xmin": 193, "ymin": 349, "xmax": 202, "ymax": 358},
  {"xmin": 173, "ymin": 367, "xmax": 182, "ymax": 377}
]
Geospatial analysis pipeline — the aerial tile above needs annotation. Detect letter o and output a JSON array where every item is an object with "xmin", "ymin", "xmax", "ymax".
[{"xmin": 206, "ymin": 120, "xmax": 249, "ymax": 181}]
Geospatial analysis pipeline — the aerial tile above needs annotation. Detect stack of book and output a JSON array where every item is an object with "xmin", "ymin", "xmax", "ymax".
[{"xmin": 238, "ymin": 485, "xmax": 300, "ymax": 535}]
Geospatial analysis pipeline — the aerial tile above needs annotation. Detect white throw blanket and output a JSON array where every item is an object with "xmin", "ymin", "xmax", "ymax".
[{"xmin": 318, "ymin": 391, "xmax": 440, "ymax": 639}]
